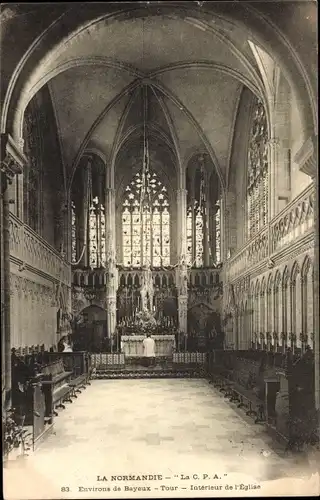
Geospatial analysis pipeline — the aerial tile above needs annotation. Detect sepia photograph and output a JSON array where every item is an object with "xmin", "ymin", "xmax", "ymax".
[{"xmin": 1, "ymin": 1, "xmax": 319, "ymax": 498}]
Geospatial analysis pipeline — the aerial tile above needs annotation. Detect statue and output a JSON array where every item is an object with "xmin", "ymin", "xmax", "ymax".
[
  {"xmin": 107, "ymin": 255, "xmax": 119, "ymax": 296},
  {"xmin": 140, "ymin": 264, "xmax": 154, "ymax": 312},
  {"xmin": 176, "ymin": 253, "xmax": 188, "ymax": 296},
  {"xmin": 136, "ymin": 308, "xmax": 157, "ymax": 333}
]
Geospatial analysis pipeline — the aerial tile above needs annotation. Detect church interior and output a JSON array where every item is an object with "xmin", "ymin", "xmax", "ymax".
[{"xmin": 1, "ymin": 1, "xmax": 319, "ymax": 496}]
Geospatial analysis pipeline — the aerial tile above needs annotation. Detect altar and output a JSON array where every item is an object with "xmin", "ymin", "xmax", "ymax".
[{"xmin": 121, "ymin": 335, "xmax": 175, "ymax": 357}]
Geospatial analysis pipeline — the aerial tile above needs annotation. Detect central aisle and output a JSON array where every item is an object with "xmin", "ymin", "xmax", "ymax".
[{"xmin": 4, "ymin": 379, "xmax": 317, "ymax": 499}]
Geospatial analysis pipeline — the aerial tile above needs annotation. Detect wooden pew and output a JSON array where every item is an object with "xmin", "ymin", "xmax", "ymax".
[
  {"xmin": 41, "ymin": 359, "xmax": 74, "ymax": 418},
  {"xmin": 276, "ymin": 348, "xmax": 318, "ymax": 450},
  {"xmin": 11, "ymin": 349, "xmax": 53, "ymax": 449},
  {"xmin": 208, "ymin": 350, "xmax": 266, "ymax": 423},
  {"xmin": 228, "ymin": 355, "xmax": 265, "ymax": 422},
  {"xmin": 44, "ymin": 351, "xmax": 91, "ymax": 394}
]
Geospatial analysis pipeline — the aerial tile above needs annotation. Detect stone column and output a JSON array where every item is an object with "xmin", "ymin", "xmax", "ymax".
[
  {"xmin": 178, "ymin": 295, "xmax": 188, "ymax": 334},
  {"xmin": 295, "ymin": 273, "xmax": 302, "ymax": 349},
  {"xmin": 176, "ymin": 188, "xmax": 188, "ymax": 333},
  {"xmin": 267, "ymin": 137, "xmax": 280, "ymax": 220},
  {"xmin": 76, "ymin": 164, "xmax": 88, "ymax": 267},
  {"xmin": 203, "ymin": 196, "xmax": 210, "ymax": 267},
  {"xmin": 176, "ymin": 188, "xmax": 187, "ymax": 258},
  {"xmin": 105, "ymin": 188, "xmax": 116, "ymax": 262},
  {"xmin": 16, "ymin": 277, "xmax": 22, "ymax": 347},
  {"xmin": 313, "ymin": 164, "xmax": 319, "ymax": 413},
  {"xmin": 306, "ymin": 272, "xmax": 313, "ymax": 347},
  {"xmin": 266, "ymin": 287, "xmax": 273, "ymax": 346},
  {"xmin": 105, "ymin": 186, "xmax": 117, "ymax": 336},
  {"xmin": 0, "ymin": 133, "xmax": 25, "ymax": 409},
  {"xmin": 256, "ymin": 291, "xmax": 260, "ymax": 342},
  {"xmin": 106, "ymin": 296, "xmax": 117, "ymax": 338},
  {"xmin": 209, "ymin": 205, "xmax": 217, "ymax": 264},
  {"xmin": 220, "ymin": 193, "xmax": 226, "ymax": 263},
  {"xmin": 294, "ymin": 137, "xmax": 318, "ymax": 412},
  {"xmin": 287, "ymin": 283, "xmax": 293, "ymax": 345}
]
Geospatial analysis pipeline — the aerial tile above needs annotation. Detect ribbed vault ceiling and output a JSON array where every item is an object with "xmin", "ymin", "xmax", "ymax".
[{"xmin": 30, "ymin": 9, "xmax": 274, "ymax": 188}]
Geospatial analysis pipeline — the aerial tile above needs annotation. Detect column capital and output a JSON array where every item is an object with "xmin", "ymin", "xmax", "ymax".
[
  {"xmin": 267, "ymin": 137, "xmax": 280, "ymax": 149},
  {"xmin": 1, "ymin": 133, "xmax": 26, "ymax": 184},
  {"xmin": 176, "ymin": 188, "xmax": 187, "ymax": 196},
  {"xmin": 293, "ymin": 135, "xmax": 317, "ymax": 179}
]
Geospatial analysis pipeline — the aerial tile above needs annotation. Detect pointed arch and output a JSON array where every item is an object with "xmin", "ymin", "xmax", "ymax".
[
  {"xmin": 290, "ymin": 261, "xmax": 300, "ymax": 285},
  {"xmin": 267, "ymin": 272, "xmax": 273, "ymax": 292},
  {"xmin": 282, "ymin": 265, "xmax": 289, "ymax": 287},
  {"xmin": 274, "ymin": 269, "xmax": 281, "ymax": 290},
  {"xmin": 301, "ymin": 254, "xmax": 312, "ymax": 279}
]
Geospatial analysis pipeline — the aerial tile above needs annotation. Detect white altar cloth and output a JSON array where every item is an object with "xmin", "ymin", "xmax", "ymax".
[{"xmin": 121, "ymin": 334, "xmax": 175, "ymax": 357}]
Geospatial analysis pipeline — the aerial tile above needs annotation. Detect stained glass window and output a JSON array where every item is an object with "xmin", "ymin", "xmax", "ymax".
[
  {"xmin": 89, "ymin": 196, "xmax": 106, "ymax": 268},
  {"xmin": 215, "ymin": 200, "xmax": 221, "ymax": 263},
  {"xmin": 195, "ymin": 200, "xmax": 204, "ymax": 267},
  {"xmin": 247, "ymin": 98, "xmax": 269, "ymax": 239},
  {"xmin": 23, "ymin": 110, "xmax": 41, "ymax": 232},
  {"xmin": 71, "ymin": 201, "xmax": 77, "ymax": 262},
  {"xmin": 122, "ymin": 171, "xmax": 170, "ymax": 267},
  {"xmin": 186, "ymin": 198, "xmax": 206, "ymax": 267},
  {"xmin": 186, "ymin": 206, "xmax": 193, "ymax": 266}
]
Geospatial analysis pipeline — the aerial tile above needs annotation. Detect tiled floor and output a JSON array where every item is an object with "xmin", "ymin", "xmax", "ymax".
[{"xmin": 4, "ymin": 379, "xmax": 319, "ymax": 499}]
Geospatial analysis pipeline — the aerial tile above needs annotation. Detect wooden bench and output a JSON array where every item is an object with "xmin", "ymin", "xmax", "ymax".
[
  {"xmin": 207, "ymin": 350, "xmax": 266, "ymax": 424},
  {"xmin": 45, "ymin": 352, "xmax": 91, "ymax": 393},
  {"xmin": 41, "ymin": 360, "xmax": 74, "ymax": 418},
  {"xmin": 227, "ymin": 383, "xmax": 265, "ymax": 423}
]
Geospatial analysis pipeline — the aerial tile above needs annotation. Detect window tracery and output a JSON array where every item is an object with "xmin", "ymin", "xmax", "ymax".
[
  {"xmin": 71, "ymin": 201, "xmax": 76, "ymax": 263},
  {"xmin": 186, "ymin": 165, "xmax": 205, "ymax": 268},
  {"xmin": 122, "ymin": 171, "xmax": 170, "ymax": 267},
  {"xmin": 215, "ymin": 200, "xmax": 221, "ymax": 263},
  {"xmin": 187, "ymin": 165, "xmax": 221, "ymax": 267},
  {"xmin": 89, "ymin": 196, "xmax": 106, "ymax": 268},
  {"xmin": 23, "ymin": 109, "xmax": 42, "ymax": 232},
  {"xmin": 247, "ymin": 98, "xmax": 269, "ymax": 239}
]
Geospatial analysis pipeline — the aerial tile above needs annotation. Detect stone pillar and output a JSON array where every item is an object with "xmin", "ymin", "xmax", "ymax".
[
  {"xmin": 313, "ymin": 159, "xmax": 319, "ymax": 414},
  {"xmin": 306, "ymin": 271, "xmax": 313, "ymax": 347},
  {"xmin": 106, "ymin": 296, "xmax": 117, "ymax": 338},
  {"xmin": 178, "ymin": 295, "xmax": 188, "ymax": 334},
  {"xmin": 0, "ymin": 133, "xmax": 25, "ymax": 409},
  {"xmin": 277, "ymin": 285, "xmax": 282, "ymax": 344},
  {"xmin": 220, "ymin": 193, "xmax": 226, "ymax": 263},
  {"xmin": 105, "ymin": 186, "xmax": 117, "ymax": 336},
  {"xmin": 294, "ymin": 136, "xmax": 318, "ymax": 411},
  {"xmin": 76, "ymin": 164, "xmax": 88, "ymax": 267},
  {"xmin": 266, "ymin": 287, "xmax": 273, "ymax": 345},
  {"xmin": 287, "ymin": 283, "xmax": 293, "ymax": 346},
  {"xmin": 268, "ymin": 137, "xmax": 280, "ymax": 219},
  {"xmin": 209, "ymin": 206, "xmax": 217, "ymax": 264},
  {"xmin": 105, "ymin": 188, "xmax": 116, "ymax": 262},
  {"xmin": 256, "ymin": 290, "xmax": 260, "ymax": 342},
  {"xmin": 203, "ymin": 186, "xmax": 210, "ymax": 267},
  {"xmin": 176, "ymin": 188, "xmax": 188, "ymax": 333},
  {"xmin": 176, "ymin": 188, "xmax": 187, "ymax": 258},
  {"xmin": 295, "ymin": 273, "xmax": 302, "ymax": 349}
]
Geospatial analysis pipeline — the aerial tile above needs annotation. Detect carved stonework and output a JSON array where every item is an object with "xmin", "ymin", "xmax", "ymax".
[
  {"xmin": 293, "ymin": 136, "xmax": 317, "ymax": 179},
  {"xmin": 248, "ymin": 99, "xmax": 268, "ymax": 187},
  {"xmin": 1, "ymin": 134, "xmax": 25, "ymax": 187},
  {"xmin": 178, "ymin": 295, "xmax": 188, "ymax": 333}
]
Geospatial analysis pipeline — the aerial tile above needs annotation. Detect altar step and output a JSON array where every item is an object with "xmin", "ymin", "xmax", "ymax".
[{"xmin": 92, "ymin": 365, "xmax": 206, "ymax": 379}]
